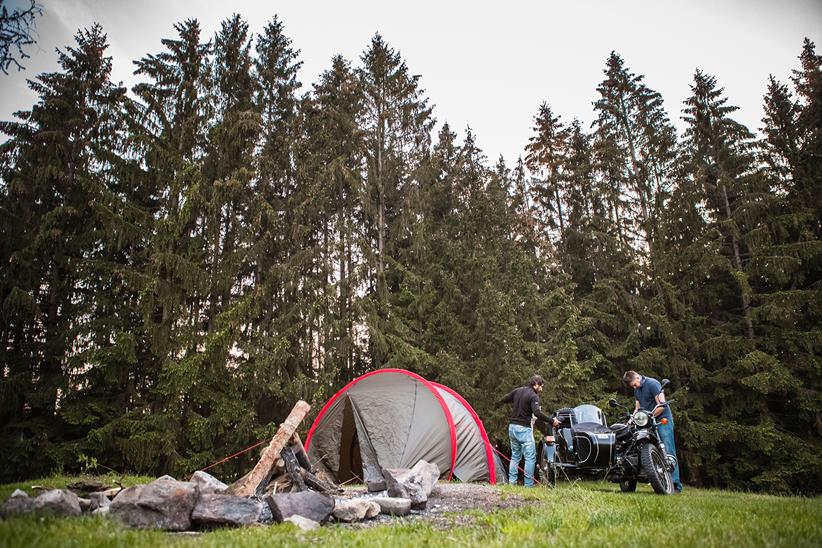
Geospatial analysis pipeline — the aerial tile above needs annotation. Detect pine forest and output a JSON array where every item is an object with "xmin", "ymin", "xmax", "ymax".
[{"xmin": 1, "ymin": 16, "xmax": 820, "ymax": 494}]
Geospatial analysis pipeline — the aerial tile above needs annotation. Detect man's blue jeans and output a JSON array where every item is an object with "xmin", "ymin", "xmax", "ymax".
[
  {"xmin": 508, "ymin": 424, "xmax": 536, "ymax": 486},
  {"xmin": 657, "ymin": 421, "xmax": 682, "ymax": 492}
]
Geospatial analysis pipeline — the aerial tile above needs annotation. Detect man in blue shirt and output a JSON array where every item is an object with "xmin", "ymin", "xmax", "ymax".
[{"xmin": 622, "ymin": 370, "xmax": 682, "ymax": 493}]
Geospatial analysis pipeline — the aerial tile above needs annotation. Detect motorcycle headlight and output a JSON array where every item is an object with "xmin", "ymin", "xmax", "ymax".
[{"xmin": 633, "ymin": 410, "xmax": 649, "ymax": 427}]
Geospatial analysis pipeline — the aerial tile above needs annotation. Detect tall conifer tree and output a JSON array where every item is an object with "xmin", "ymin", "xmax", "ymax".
[
  {"xmin": 124, "ymin": 19, "xmax": 212, "ymax": 474},
  {"xmin": 357, "ymin": 34, "xmax": 433, "ymax": 367},
  {"xmin": 0, "ymin": 24, "xmax": 128, "ymax": 478}
]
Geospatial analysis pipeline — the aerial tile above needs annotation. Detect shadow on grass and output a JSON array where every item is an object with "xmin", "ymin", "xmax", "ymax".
[{"xmin": 550, "ymin": 479, "xmax": 664, "ymax": 498}]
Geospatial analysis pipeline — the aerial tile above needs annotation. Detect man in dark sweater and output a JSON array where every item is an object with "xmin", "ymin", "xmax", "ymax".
[{"xmin": 499, "ymin": 375, "xmax": 560, "ymax": 486}]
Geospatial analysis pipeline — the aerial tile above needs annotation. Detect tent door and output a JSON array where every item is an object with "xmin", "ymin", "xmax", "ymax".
[
  {"xmin": 337, "ymin": 395, "xmax": 361, "ymax": 483},
  {"xmin": 336, "ymin": 394, "xmax": 384, "ymax": 485}
]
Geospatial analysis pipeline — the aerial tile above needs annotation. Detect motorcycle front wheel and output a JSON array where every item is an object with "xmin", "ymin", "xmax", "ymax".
[{"xmin": 640, "ymin": 443, "xmax": 674, "ymax": 495}]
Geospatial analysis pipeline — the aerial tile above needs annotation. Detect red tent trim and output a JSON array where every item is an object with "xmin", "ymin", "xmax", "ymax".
[
  {"xmin": 304, "ymin": 368, "xmax": 457, "ymax": 480},
  {"xmin": 431, "ymin": 382, "xmax": 497, "ymax": 484}
]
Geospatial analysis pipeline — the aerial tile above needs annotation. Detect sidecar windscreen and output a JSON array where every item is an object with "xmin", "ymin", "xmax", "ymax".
[{"xmin": 571, "ymin": 404, "xmax": 607, "ymax": 426}]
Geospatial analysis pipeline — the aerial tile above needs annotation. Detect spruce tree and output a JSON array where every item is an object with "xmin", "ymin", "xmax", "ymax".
[
  {"xmin": 0, "ymin": 24, "xmax": 128, "ymax": 479},
  {"xmin": 525, "ymin": 103, "xmax": 570, "ymax": 243},
  {"xmin": 663, "ymin": 64, "xmax": 822, "ymax": 491},
  {"xmin": 356, "ymin": 33, "xmax": 433, "ymax": 367},
  {"xmin": 165, "ymin": 14, "xmax": 260, "ymax": 474},
  {"xmin": 241, "ymin": 16, "xmax": 309, "ymax": 433},
  {"xmin": 789, "ymin": 39, "xmax": 822, "ymax": 221},
  {"xmin": 124, "ymin": 18, "xmax": 212, "ymax": 475},
  {"xmin": 303, "ymin": 55, "xmax": 366, "ymax": 388},
  {"xmin": 681, "ymin": 70, "xmax": 756, "ymax": 340},
  {"xmin": 592, "ymin": 52, "xmax": 677, "ymax": 257}
]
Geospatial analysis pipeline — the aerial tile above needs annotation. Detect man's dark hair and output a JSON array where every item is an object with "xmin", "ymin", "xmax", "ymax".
[
  {"xmin": 528, "ymin": 375, "xmax": 545, "ymax": 387},
  {"xmin": 622, "ymin": 370, "xmax": 639, "ymax": 386}
]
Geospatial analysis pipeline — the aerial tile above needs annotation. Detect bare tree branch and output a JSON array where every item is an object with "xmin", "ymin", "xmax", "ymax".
[{"xmin": 0, "ymin": 0, "xmax": 42, "ymax": 75}]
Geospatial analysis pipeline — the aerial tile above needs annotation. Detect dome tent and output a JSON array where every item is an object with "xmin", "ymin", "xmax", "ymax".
[{"xmin": 304, "ymin": 369, "xmax": 504, "ymax": 484}]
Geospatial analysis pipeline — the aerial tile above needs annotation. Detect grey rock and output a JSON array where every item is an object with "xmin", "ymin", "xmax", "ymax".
[
  {"xmin": 374, "ymin": 497, "xmax": 412, "ymax": 516},
  {"xmin": 256, "ymin": 498, "xmax": 274, "ymax": 524},
  {"xmin": 192, "ymin": 494, "xmax": 262, "ymax": 527},
  {"xmin": 92, "ymin": 506, "xmax": 111, "ymax": 517},
  {"xmin": 111, "ymin": 478, "xmax": 197, "ymax": 531},
  {"xmin": 190, "ymin": 471, "xmax": 228, "ymax": 495},
  {"xmin": 366, "ymin": 479, "xmax": 386, "ymax": 492},
  {"xmin": 332, "ymin": 498, "xmax": 381, "ymax": 522},
  {"xmin": 0, "ymin": 490, "xmax": 36, "ymax": 517},
  {"xmin": 32, "ymin": 489, "xmax": 82, "ymax": 517},
  {"xmin": 365, "ymin": 500, "xmax": 380, "ymax": 519},
  {"xmin": 265, "ymin": 491, "xmax": 334, "ymax": 524},
  {"xmin": 102, "ymin": 487, "xmax": 122, "ymax": 498},
  {"xmin": 384, "ymin": 460, "xmax": 440, "ymax": 508},
  {"xmin": 89, "ymin": 492, "xmax": 111, "ymax": 510},
  {"xmin": 78, "ymin": 497, "xmax": 92, "ymax": 512},
  {"xmin": 155, "ymin": 475, "xmax": 176, "ymax": 482},
  {"xmin": 283, "ymin": 515, "xmax": 320, "ymax": 531}
]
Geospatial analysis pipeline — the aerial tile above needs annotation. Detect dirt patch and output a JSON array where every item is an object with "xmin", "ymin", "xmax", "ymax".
[{"xmin": 337, "ymin": 482, "xmax": 528, "ymax": 529}]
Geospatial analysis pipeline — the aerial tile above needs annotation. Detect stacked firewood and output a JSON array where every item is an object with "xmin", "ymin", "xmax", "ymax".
[
  {"xmin": 257, "ymin": 432, "xmax": 340, "ymax": 496},
  {"xmin": 225, "ymin": 400, "xmax": 340, "ymax": 498}
]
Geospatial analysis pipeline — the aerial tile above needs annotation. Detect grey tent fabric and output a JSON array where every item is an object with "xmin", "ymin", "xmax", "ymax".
[
  {"xmin": 432, "ymin": 385, "xmax": 493, "ymax": 482},
  {"xmin": 305, "ymin": 369, "xmax": 499, "ymax": 484},
  {"xmin": 306, "ymin": 370, "xmax": 454, "ymax": 483}
]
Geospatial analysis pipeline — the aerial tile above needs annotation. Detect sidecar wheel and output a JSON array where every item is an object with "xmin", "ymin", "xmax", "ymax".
[
  {"xmin": 640, "ymin": 444, "xmax": 674, "ymax": 495},
  {"xmin": 619, "ymin": 479, "xmax": 637, "ymax": 492}
]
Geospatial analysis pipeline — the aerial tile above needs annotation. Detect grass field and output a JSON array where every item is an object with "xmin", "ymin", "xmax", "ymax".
[{"xmin": 1, "ymin": 475, "xmax": 820, "ymax": 547}]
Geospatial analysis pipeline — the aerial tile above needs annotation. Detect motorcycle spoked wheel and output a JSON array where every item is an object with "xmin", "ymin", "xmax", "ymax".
[
  {"xmin": 538, "ymin": 449, "xmax": 557, "ymax": 488},
  {"xmin": 640, "ymin": 443, "xmax": 674, "ymax": 495}
]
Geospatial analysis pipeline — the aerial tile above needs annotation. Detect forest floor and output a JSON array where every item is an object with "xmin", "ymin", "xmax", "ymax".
[{"xmin": 1, "ymin": 475, "xmax": 821, "ymax": 547}]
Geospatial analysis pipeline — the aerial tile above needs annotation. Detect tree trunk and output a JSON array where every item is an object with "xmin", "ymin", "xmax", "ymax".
[
  {"xmin": 377, "ymin": 111, "xmax": 385, "ymax": 301},
  {"xmin": 719, "ymin": 178, "xmax": 755, "ymax": 340},
  {"xmin": 553, "ymin": 180, "xmax": 565, "ymax": 238}
]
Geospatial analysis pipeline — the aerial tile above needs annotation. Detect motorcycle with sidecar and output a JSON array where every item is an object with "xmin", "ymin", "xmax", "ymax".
[{"xmin": 538, "ymin": 380, "xmax": 677, "ymax": 495}]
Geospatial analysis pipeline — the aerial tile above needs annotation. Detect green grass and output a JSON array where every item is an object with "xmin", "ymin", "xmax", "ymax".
[{"xmin": 1, "ymin": 477, "xmax": 820, "ymax": 547}]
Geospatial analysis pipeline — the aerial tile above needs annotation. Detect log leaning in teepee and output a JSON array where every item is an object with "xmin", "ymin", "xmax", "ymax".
[
  {"xmin": 289, "ymin": 433, "xmax": 312, "ymax": 471},
  {"xmin": 226, "ymin": 400, "xmax": 311, "ymax": 497},
  {"xmin": 281, "ymin": 446, "xmax": 308, "ymax": 491},
  {"xmin": 299, "ymin": 467, "xmax": 341, "ymax": 494}
]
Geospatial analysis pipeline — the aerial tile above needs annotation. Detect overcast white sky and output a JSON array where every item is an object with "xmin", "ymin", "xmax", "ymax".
[{"xmin": 1, "ymin": 0, "xmax": 820, "ymax": 164}]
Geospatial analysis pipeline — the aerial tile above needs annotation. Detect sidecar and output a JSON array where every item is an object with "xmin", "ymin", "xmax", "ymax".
[{"xmin": 538, "ymin": 404, "xmax": 616, "ymax": 485}]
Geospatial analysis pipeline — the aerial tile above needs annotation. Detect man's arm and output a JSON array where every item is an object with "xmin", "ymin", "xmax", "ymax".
[
  {"xmin": 497, "ymin": 389, "xmax": 516, "ymax": 406},
  {"xmin": 550, "ymin": 412, "xmax": 564, "ymax": 428},
  {"xmin": 634, "ymin": 400, "xmax": 640, "ymax": 412},
  {"xmin": 653, "ymin": 391, "xmax": 666, "ymax": 417},
  {"xmin": 529, "ymin": 394, "xmax": 552, "ymax": 422}
]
